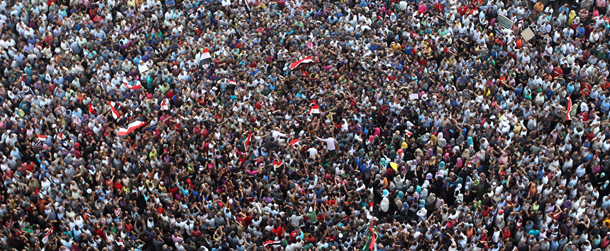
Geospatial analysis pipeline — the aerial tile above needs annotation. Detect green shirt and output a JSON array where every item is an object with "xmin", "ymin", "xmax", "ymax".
[{"xmin": 308, "ymin": 210, "xmax": 317, "ymax": 223}]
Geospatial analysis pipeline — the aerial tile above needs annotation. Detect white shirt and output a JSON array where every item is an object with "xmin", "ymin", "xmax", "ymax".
[{"xmin": 316, "ymin": 137, "xmax": 337, "ymax": 151}]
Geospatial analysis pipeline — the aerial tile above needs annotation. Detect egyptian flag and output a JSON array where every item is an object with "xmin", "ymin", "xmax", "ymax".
[
  {"xmin": 123, "ymin": 82, "xmax": 143, "ymax": 90},
  {"xmin": 41, "ymin": 227, "xmax": 54, "ymax": 243},
  {"xmin": 290, "ymin": 56, "xmax": 314, "ymax": 70},
  {"xmin": 37, "ymin": 135, "xmax": 48, "ymax": 143},
  {"xmin": 58, "ymin": 132, "xmax": 65, "ymax": 140},
  {"xmin": 160, "ymin": 99, "xmax": 170, "ymax": 111},
  {"xmin": 290, "ymin": 138, "xmax": 300, "ymax": 147},
  {"xmin": 273, "ymin": 159, "xmax": 282, "ymax": 169},
  {"xmin": 405, "ymin": 130, "xmax": 413, "ymax": 137},
  {"xmin": 228, "ymin": 80, "xmax": 236, "ymax": 86},
  {"xmin": 308, "ymin": 100, "xmax": 320, "ymax": 115},
  {"xmin": 200, "ymin": 48, "xmax": 212, "ymax": 65},
  {"xmin": 244, "ymin": 0, "xmax": 252, "ymax": 18},
  {"xmin": 88, "ymin": 103, "xmax": 96, "ymax": 115},
  {"xmin": 117, "ymin": 117, "xmax": 147, "ymax": 137},
  {"xmin": 566, "ymin": 96, "xmax": 572, "ymax": 121},
  {"xmin": 108, "ymin": 101, "xmax": 121, "ymax": 120},
  {"xmin": 263, "ymin": 240, "xmax": 281, "ymax": 247},
  {"xmin": 245, "ymin": 132, "xmax": 252, "ymax": 151}
]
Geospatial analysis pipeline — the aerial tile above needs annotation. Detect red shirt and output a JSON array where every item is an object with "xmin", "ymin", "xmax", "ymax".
[
  {"xmin": 290, "ymin": 231, "xmax": 299, "ymax": 242},
  {"xmin": 95, "ymin": 228, "xmax": 107, "ymax": 239},
  {"xmin": 271, "ymin": 226, "xmax": 284, "ymax": 236},
  {"xmin": 552, "ymin": 67, "xmax": 563, "ymax": 78},
  {"xmin": 113, "ymin": 181, "xmax": 122, "ymax": 190},
  {"xmin": 125, "ymin": 223, "xmax": 134, "ymax": 232},
  {"xmin": 191, "ymin": 229, "xmax": 203, "ymax": 238},
  {"xmin": 457, "ymin": 6, "xmax": 467, "ymax": 16}
]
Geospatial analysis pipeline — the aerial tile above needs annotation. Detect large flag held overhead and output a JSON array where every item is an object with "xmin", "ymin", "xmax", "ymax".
[
  {"xmin": 308, "ymin": 100, "xmax": 320, "ymax": 115},
  {"xmin": 123, "ymin": 82, "xmax": 143, "ymax": 90},
  {"xmin": 200, "ymin": 48, "xmax": 212, "ymax": 65},
  {"xmin": 290, "ymin": 56, "xmax": 314, "ymax": 70},
  {"xmin": 108, "ymin": 101, "xmax": 121, "ymax": 120},
  {"xmin": 117, "ymin": 117, "xmax": 147, "ymax": 137},
  {"xmin": 263, "ymin": 240, "xmax": 281, "ymax": 247}
]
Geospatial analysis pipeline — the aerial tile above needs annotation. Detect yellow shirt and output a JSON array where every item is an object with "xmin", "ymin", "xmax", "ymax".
[{"xmin": 392, "ymin": 43, "xmax": 401, "ymax": 51}]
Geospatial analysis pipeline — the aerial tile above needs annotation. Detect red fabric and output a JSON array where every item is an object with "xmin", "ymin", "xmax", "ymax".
[{"xmin": 271, "ymin": 226, "xmax": 284, "ymax": 236}]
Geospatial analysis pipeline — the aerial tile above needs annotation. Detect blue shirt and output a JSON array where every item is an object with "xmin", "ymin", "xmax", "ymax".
[
  {"xmin": 566, "ymin": 83, "xmax": 574, "ymax": 95},
  {"xmin": 602, "ymin": 100, "xmax": 610, "ymax": 113}
]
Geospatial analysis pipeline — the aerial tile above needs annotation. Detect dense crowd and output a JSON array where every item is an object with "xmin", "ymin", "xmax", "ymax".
[{"xmin": 1, "ymin": 0, "xmax": 610, "ymax": 250}]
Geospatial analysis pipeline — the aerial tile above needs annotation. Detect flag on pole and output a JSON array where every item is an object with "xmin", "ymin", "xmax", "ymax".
[
  {"xmin": 88, "ymin": 103, "xmax": 96, "ymax": 115},
  {"xmin": 308, "ymin": 100, "xmax": 320, "ymax": 115},
  {"xmin": 108, "ymin": 101, "xmax": 121, "ymax": 120},
  {"xmin": 566, "ymin": 96, "xmax": 572, "ymax": 121},
  {"xmin": 245, "ymin": 132, "xmax": 252, "ymax": 151},
  {"xmin": 200, "ymin": 48, "xmax": 212, "ymax": 65},
  {"xmin": 41, "ymin": 227, "xmax": 54, "ymax": 243},
  {"xmin": 290, "ymin": 56, "xmax": 314, "ymax": 70},
  {"xmin": 117, "ymin": 118, "xmax": 147, "ymax": 137}
]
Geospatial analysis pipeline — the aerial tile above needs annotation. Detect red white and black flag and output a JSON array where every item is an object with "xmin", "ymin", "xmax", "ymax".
[
  {"xmin": 123, "ymin": 82, "xmax": 143, "ymax": 90},
  {"xmin": 108, "ymin": 101, "xmax": 121, "ymax": 120},
  {"xmin": 245, "ymin": 132, "xmax": 252, "ymax": 151},
  {"xmin": 243, "ymin": 0, "xmax": 252, "ymax": 19},
  {"xmin": 37, "ymin": 135, "xmax": 48, "ymax": 143},
  {"xmin": 160, "ymin": 99, "xmax": 170, "ymax": 111},
  {"xmin": 566, "ymin": 96, "xmax": 572, "ymax": 121},
  {"xmin": 263, "ymin": 240, "xmax": 281, "ymax": 247},
  {"xmin": 41, "ymin": 227, "xmax": 54, "ymax": 243},
  {"xmin": 88, "ymin": 103, "xmax": 96, "ymax": 115},
  {"xmin": 308, "ymin": 99, "xmax": 320, "ymax": 115},
  {"xmin": 290, "ymin": 138, "xmax": 300, "ymax": 147},
  {"xmin": 117, "ymin": 117, "xmax": 147, "ymax": 137},
  {"xmin": 290, "ymin": 56, "xmax": 314, "ymax": 70},
  {"xmin": 200, "ymin": 48, "xmax": 212, "ymax": 65},
  {"xmin": 273, "ymin": 158, "xmax": 283, "ymax": 169},
  {"xmin": 58, "ymin": 132, "xmax": 65, "ymax": 140}
]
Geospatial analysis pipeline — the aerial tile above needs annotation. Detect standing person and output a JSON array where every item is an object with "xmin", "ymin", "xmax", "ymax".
[{"xmin": 315, "ymin": 136, "xmax": 339, "ymax": 157}]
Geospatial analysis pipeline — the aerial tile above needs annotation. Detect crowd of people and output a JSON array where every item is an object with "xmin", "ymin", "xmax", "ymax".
[{"xmin": 2, "ymin": 0, "xmax": 610, "ymax": 250}]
